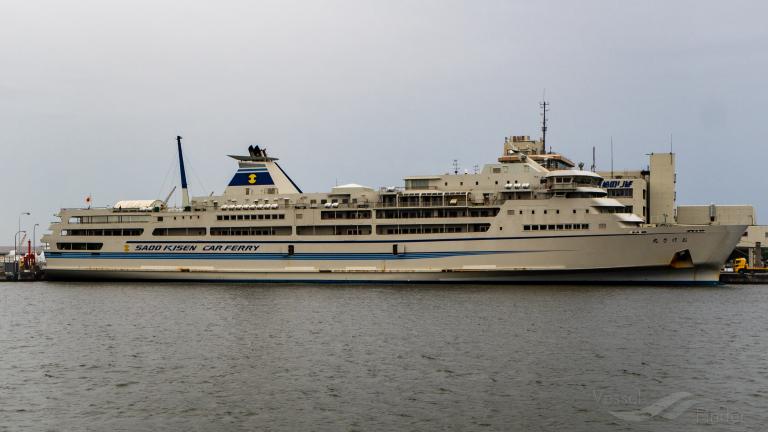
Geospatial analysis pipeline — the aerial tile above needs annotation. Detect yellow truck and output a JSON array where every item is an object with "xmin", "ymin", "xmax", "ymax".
[{"xmin": 733, "ymin": 257, "xmax": 768, "ymax": 273}]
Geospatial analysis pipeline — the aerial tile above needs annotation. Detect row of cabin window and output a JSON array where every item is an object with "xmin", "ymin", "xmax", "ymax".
[
  {"xmin": 320, "ymin": 210, "xmax": 372, "ymax": 220},
  {"xmin": 147, "ymin": 224, "xmax": 493, "ymax": 236},
  {"xmin": 376, "ymin": 208, "xmax": 499, "ymax": 219},
  {"xmin": 62, "ymin": 229, "xmax": 144, "ymax": 236},
  {"xmin": 296, "ymin": 226, "xmax": 372, "ymax": 236},
  {"xmin": 56, "ymin": 242, "xmax": 103, "ymax": 250},
  {"xmin": 441, "ymin": 180, "xmax": 521, "ymax": 186},
  {"xmin": 508, "ymin": 209, "xmax": 590, "ymax": 215},
  {"xmin": 156, "ymin": 215, "xmax": 201, "ymax": 221},
  {"xmin": 152, "ymin": 227, "xmax": 207, "ymax": 236},
  {"xmin": 217, "ymin": 214, "xmax": 285, "ymax": 221},
  {"xmin": 65, "ymin": 223, "xmax": 497, "ymax": 238},
  {"xmin": 211, "ymin": 226, "xmax": 292, "ymax": 236},
  {"xmin": 522, "ymin": 224, "xmax": 590, "ymax": 231},
  {"xmin": 607, "ymin": 188, "xmax": 635, "ymax": 198},
  {"xmin": 376, "ymin": 224, "xmax": 491, "ymax": 235},
  {"xmin": 69, "ymin": 216, "xmax": 151, "ymax": 224},
  {"xmin": 151, "ymin": 226, "xmax": 374, "ymax": 236}
]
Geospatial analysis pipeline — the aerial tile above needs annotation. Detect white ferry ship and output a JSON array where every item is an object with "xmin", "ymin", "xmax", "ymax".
[{"xmin": 42, "ymin": 135, "xmax": 744, "ymax": 284}]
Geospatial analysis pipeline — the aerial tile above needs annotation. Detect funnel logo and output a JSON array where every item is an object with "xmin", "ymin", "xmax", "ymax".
[{"xmin": 228, "ymin": 171, "xmax": 274, "ymax": 186}]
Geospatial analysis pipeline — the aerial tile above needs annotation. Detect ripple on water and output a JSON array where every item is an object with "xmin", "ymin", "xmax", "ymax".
[{"xmin": 0, "ymin": 282, "xmax": 766, "ymax": 431}]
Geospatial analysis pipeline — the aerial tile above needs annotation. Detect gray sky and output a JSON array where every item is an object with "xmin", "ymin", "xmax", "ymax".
[{"xmin": 2, "ymin": 0, "xmax": 767, "ymax": 244}]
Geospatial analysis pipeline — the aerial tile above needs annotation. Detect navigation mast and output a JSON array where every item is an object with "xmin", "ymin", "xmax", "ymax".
[
  {"xmin": 540, "ymin": 97, "xmax": 549, "ymax": 154},
  {"xmin": 176, "ymin": 136, "xmax": 191, "ymax": 210}
]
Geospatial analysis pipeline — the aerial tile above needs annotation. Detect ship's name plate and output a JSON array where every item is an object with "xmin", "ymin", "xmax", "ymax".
[{"xmin": 132, "ymin": 244, "xmax": 261, "ymax": 252}]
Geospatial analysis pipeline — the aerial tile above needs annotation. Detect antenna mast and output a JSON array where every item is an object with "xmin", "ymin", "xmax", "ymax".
[
  {"xmin": 610, "ymin": 136, "xmax": 614, "ymax": 178},
  {"xmin": 591, "ymin": 146, "xmax": 596, "ymax": 172},
  {"xmin": 453, "ymin": 159, "xmax": 459, "ymax": 175},
  {"xmin": 540, "ymin": 94, "xmax": 549, "ymax": 153},
  {"xmin": 670, "ymin": 133, "xmax": 673, "ymax": 153}
]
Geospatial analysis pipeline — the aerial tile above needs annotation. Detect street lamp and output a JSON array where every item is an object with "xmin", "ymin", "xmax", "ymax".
[
  {"xmin": 13, "ymin": 231, "xmax": 26, "ymax": 253},
  {"xmin": 13, "ymin": 230, "xmax": 26, "ymax": 280},
  {"xmin": 33, "ymin": 223, "xmax": 40, "ymax": 256},
  {"xmin": 18, "ymin": 211, "xmax": 30, "ymax": 255}
]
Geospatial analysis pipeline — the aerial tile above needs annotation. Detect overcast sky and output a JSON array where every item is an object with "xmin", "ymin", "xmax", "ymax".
[{"xmin": 1, "ymin": 0, "xmax": 767, "ymax": 245}]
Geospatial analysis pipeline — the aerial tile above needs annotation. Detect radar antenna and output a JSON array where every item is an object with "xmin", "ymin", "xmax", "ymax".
[{"xmin": 540, "ymin": 93, "xmax": 549, "ymax": 153}]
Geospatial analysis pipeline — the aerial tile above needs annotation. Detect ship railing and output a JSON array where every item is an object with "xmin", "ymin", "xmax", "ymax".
[
  {"xmin": 403, "ymin": 186, "xmax": 440, "ymax": 191},
  {"xmin": 60, "ymin": 206, "xmax": 112, "ymax": 211},
  {"xmin": 379, "ymin": 186, "xmax": 406, "ymax": 193}
]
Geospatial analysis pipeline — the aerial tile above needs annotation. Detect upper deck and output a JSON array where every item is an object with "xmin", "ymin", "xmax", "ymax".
[{"xmin": 41, "ymin": 133, "xmax": 647, "ymax": 252}]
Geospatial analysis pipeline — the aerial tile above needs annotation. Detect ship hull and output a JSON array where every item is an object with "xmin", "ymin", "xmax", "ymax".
[
  {"xmin": 44, "ymin": 224, "xmax": 744, "ymax": 285},
  {"xmin": 45, "ymin": 267, "xmax": 720, "ymax": 285}
]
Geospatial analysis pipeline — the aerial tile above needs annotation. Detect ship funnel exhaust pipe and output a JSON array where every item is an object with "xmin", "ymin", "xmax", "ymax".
[{"xmin": 176, "ymin": 136, "xmax": 191, "ymax": 210}]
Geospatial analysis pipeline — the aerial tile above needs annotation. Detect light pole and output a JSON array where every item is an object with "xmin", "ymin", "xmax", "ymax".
[
  {"xmin": 18, "ymin": 211, "xmax": 30, "ymax": 255},
  {"xmin": 33, "ymin": 223, "xmax": 40, "ymax": 256},
  {"xmin": 14, "ymin": 231, "xmax": 26, "ymax": 255},
  {"xmin": 13, "ymin": 230, "xmax": 27, "ymax": 260},
  {"xmin": 14, "ymin": 230, "xmax": 26, "ymax": 277}
]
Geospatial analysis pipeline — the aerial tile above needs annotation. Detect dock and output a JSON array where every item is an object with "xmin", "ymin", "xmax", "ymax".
[
  {"xmin": 1, "ymin": 255, "xmax": 45, "ymax": 281},
  {"xmin": 720, "ymin": 271, "xmax": 768, "ymax": 284}
]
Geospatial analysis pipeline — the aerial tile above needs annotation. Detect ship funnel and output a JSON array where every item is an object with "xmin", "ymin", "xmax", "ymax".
[
  {"xmin": 176, "ymin": 136, "xmax": 191, "ymax": 210},
  {"xmin": 224, "ymin": 146, "xmax": 302, "ymax": 197}
]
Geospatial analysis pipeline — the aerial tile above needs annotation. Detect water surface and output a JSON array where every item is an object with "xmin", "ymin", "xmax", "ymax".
[{"xmin": 0, "ymin": 282, "xmax": 766, "ymax": 431}]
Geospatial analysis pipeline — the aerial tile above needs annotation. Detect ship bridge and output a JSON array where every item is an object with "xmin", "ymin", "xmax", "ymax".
[
  {"xmin": 497, "ymin": 135, "xmax": 575, "ymax": 170},
  {"xmin": 544, "ymin": 170, "xmax": 607, "ymax": 198}
]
